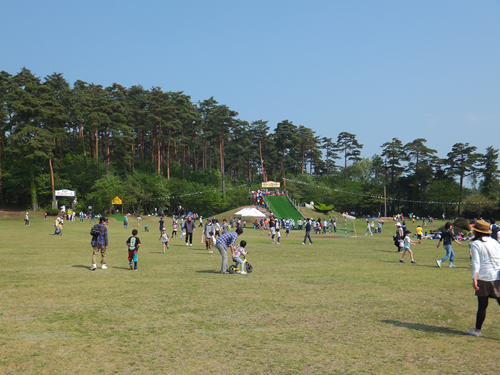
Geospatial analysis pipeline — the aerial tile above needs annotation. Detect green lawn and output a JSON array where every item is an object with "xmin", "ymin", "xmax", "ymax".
[
  {"xmin": 1, "ymin": 214, "xmax": 499, "ymax": 374},
  {"xmin": 266, "ymin": 196, "xmax": 304, "ymax": 221}
]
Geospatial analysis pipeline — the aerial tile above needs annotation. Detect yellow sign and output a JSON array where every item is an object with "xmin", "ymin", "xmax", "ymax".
[
  {"xmin": 262, "ymin": 181, "xmax": 280, "ymax": 188},
  {"xmin": 111, "ymin": 196, "xmax": 122, "ymax": 204}
]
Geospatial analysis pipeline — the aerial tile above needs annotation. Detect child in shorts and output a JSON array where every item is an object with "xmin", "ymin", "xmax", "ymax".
[
  {"xmin": 126, "ymin": 229, "xmax": 141, "ymax": 270},
  {"xmin": 400, "ymin": 230, "xmax": 417, "ymax": 264},
  {"xmin": 159, "ymin": 228, "xmax": 169, "ymax": 254},
  {"xmin": 233, "ymin": 240, "xmax": 248, "ymax": 274},
  {"xmin": 276, "ymin": 228, "xmax": 281, "ymax": 244},
  {"xmin": 144, "ymin": 223, "xmax": 149, "ymax": 232},
  {"xmin": 208, "ymin": 231, "xmax": 216, "ymax": 253}
]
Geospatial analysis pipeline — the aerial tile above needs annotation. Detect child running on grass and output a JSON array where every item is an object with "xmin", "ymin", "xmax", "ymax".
[
  {"xmin": 126, "ymin": 229, "xmax": 141, "ymax": 270},
  {"xmin": 159, "ymin": 228, "xmax": 169, "ymax": 254},
  {"xmin": 233, "ymin": 240, "xmax": 248, "ymax": 274},
  {"xmin": 400, "ymin": 230, "xmax": 417, "ymax": 264}
]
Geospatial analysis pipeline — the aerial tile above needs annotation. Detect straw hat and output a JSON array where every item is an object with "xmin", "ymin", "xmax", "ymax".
[{"xmin": 473, "ymin": 220, "xmax": 492, "ymax": 234}]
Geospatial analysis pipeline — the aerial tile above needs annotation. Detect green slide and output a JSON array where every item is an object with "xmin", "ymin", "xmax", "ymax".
[{"xmin": 266, "ymin": 196, "xmax": 304, "ymax": 221}]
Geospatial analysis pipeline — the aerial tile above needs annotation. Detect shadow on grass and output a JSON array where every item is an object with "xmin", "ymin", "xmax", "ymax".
[
  {"xmin": 72, "ymin": 265, "xmax": 89, "ymax": 269},
  {"xmin": 195, "ymin": 270, "xmax": 224, "ymax": 274},
  {"xmin": 381, "ymin": 320, "xmax": 500, "ymax": 340},
  {"xmin": 374, "ymin": 249, "xmax": 398, "ymax": 253}
]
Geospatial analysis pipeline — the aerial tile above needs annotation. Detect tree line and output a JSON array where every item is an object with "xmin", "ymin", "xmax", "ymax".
[{"xmin": 0, "ymin": 68, "xmax": 499, "ymax": 217}]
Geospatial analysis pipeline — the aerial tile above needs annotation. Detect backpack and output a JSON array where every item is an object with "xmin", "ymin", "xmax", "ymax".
[
  {"xmin": 90, "ymin": 224, "xmax": 101, "ymax": 237},
  {"xmin": 492, "ymin": 224, "xmax": 499, "ymax": 241}
]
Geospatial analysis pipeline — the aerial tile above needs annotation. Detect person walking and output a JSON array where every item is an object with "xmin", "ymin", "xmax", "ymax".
[
  {"xmin": 204, "ymin": 218, "xmax": 215, "ymax": 252},
  {"xmin": 365, "ymin": 220, "xmax": 372, "ymax": 236},
  {"xmin": 436, "ymin": 222, "xmax": 462, "ymax": 268},
  {"xmin": 90, "ymin": 217, "xmax": 108, "ymax": 271},
  {"xmin": 184, "ymin": 216, "xmax": 196, "ymax": 246},
  {"xmin": 465, "ymin": 220, "xmax": 500, "ymax": 337},
  {"xmin": 302, "ymin": 218, "xmax": 313, "ymax": 245},
  {"xmin": 216, "ymin": 227, "xmax": 243, "ymax": 274}
]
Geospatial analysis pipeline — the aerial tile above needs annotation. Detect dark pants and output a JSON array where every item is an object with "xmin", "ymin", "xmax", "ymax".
[
  {"xmin": 303, "ymin": 231, "xmax": 313, "ymax": 244},
  {"xmin": 185, "ymin": 232, "xmax": 193, "ymax": 244},
  {"xmin": 476, "ymin": 296, "xmax": 500, "ymax": 329}
]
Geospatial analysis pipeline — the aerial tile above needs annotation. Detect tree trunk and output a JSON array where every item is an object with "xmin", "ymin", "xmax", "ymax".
[
  {"xmin": 220, "ymin": 133, "xmax": 225, "ymax": 194},
  {"xmin": 79, "ymin": 119, "xmax": 86, "ymax": 156},
  {"xmin": 259, "ymin": 139, "xmax": 266, "ymax": 182},
  {"xmin": 30, "ymin": 163, "xmax": 38, "ymax": 212},
  {"xmin": 105, "ymin": 125, "xmax": 110, "ymax": 176},
  {"xmin": 49, "ymin": 158, "xmax": 55, "ymax": 208}
]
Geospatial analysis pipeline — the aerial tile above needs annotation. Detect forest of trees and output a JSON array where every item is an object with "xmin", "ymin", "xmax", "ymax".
[{"xmin": 0, "ymin": 68, "xmax": 499, "ymax": 218}]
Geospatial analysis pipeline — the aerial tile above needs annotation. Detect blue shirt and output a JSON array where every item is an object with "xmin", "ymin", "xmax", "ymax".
[
  {"xmin": 216, "ymin": 232, "xmax": 238, "ymax": 250},
  {"xmin": 91, "ymin": 224, "xmax": 108, "ymax": 247}
]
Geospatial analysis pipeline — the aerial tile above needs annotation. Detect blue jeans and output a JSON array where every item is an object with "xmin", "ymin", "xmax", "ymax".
[
  {"xmin": 234, "ymin": 256, "xmax": 245, "ymax": 272},
  {"xmin": 440, "ymin": 245, "xmax": 454, "ymax": 263}
]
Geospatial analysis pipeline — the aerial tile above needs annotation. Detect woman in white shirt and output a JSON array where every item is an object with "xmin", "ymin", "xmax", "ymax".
[{"xmin": 466, "ymin": 220, "xmax": 500, "ymax": 337}]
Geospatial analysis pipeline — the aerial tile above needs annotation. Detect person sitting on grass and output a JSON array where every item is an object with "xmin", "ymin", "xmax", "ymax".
[
  {"xmin": 126, "ymin": 229, "xmax": 141, "ymax": 270},
  {"xmin": 159, "ymin": 228, "xmax": 169, "ymax": 254},
  {"xmin": 400, "ymin": 230, "xmax": 417, "ymax": 264},
  {"xmin": 233, "ymin": 240, "xmax": 248, "ymax": 274}
]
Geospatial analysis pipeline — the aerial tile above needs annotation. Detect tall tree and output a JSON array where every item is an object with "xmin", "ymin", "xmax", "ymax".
[
  {"xmin": 335, "ymin": 132, "xmax": 363, "ymax": 183},
  {"xmin": 381, "ymin": 138, "xmax": 404, "ymax": 193},
  {"xmin": 444, "ymin": 142, "xmax": 482, "ymax": 214},
  {"xmin": 479, "ymin": 146, "xmax": 500, "ymax": 199},
  {"xmin": 404, "ymin": 138, "xmax": 438, "ymax": 200},
  {"xmin": 250, "ymin": 120, "xmax": 270, "ymax": 181},
  {"xmin": 273, "ymin": 120, "xmax": 297, "ymax": 188},
  {"xmin": 321, "ymin": 137, "xmax": 339, "ymax": 180}
]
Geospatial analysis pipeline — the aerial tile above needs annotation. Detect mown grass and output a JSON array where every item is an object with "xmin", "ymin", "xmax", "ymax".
[{"xmin": 0, "ymin": 214, "xmax": 499, "ymax": 374}]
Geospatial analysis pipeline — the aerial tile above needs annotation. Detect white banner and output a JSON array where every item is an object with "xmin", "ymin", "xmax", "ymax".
[{"xmin": 55, "ymin": 189, "xmax": 75, "ymax": 197}]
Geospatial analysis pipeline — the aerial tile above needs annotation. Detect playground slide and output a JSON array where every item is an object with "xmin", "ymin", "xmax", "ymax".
[{"xmin": 266, "ymin": 196, "xmax": 304, "ymax": 221}]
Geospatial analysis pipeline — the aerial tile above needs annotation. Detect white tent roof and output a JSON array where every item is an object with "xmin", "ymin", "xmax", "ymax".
[{"xmin": 234, "ymin": 207, "xmax": 266, "ymax": 217}]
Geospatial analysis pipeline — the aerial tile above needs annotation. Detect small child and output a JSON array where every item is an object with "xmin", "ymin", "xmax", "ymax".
[
  {"xmin": 233, "ymin": 240, "xmax": 248, "ymax": 274},
  {"xmin": 172, "ymin": 221, "xmax": 178, "ymax": 238},
  {"xmin": 159, "ymin": 228, "xmax": 169, "ymax": 254},
  {"xmin": 208, "ymin": 231, "xmax": 216, "ymax": 253},
  {"xmin": 416, "ymin": 224, "xmax": 423, "ymax": 244},
  {"xmin": 126, "ymin": 229, "xmax": 141, "ymax": 270},
  {"xmin": 276, "ymin": 228, "xmax": 281, "ymax": 244},
  {"xmin": 285, "ymin": 223, "xmax": 290, "ymax": 237},
  {"xmin": 400, "ymin": 230, "xmax": 417, "ymax": 264},
  {"xmin": 144, "ymin": 223, "xmax": 149, "ymax": 232}
]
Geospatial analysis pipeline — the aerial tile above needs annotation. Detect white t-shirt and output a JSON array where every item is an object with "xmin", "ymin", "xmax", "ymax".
[
  {"xmin": 471, "ymin": 237, "xmax": 500, "ymax": 281},
  {"xmin": 161, "ymin": 233, "xmax": 169, "ymax": 242}
]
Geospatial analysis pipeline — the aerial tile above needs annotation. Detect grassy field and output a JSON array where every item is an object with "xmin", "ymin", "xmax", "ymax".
[{"xmin": 1, "ymin": 213, "xmax": 499, "ymax": 374}]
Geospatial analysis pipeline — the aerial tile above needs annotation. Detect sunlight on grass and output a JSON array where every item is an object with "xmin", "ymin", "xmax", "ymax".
[{"xmin": 0, "ymin": 213, "xmax": 499, "ymax": 374}]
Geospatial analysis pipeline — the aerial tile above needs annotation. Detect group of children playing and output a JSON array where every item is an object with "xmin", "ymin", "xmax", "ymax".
[{"xmin": 126, "ymin": 226, "xmax": 249, "ymax": 275}]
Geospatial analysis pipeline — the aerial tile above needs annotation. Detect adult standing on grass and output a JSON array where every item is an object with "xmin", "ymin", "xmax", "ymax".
[
  {"xmin": 25, "ymin": 212, "xmax": 30, "ymax": 226},
  {"xmin": 91, "ymin": 217, "xmax": 108, "ymax": 271},
  {"xmin": 184, "ymin": 215, "xmax": 196, "ymax": 246},
  {"xmin": 394, "ymin": 222, "xmax": 404, "ymax": 252},
  {"xmin": 302, "ymin": 218, "xmax": 313, "ymax": 245},
  {"xmin": 216, "ymin": 227, "xmax": 244, "ymax": 274},
  {"xmin": 204, "ymin": 218, "xmax": 214, "ymax": 252},
  {"xmin": 436, "ymin": 222, "xmax": 462, "ymax": 268},
  {"xmin": 159, "ymin": 216, "xmax": 164, "ymax": 233},
  {"xmin": 465, "ymin": 220, "xmax": 500, "ymax": 337}
]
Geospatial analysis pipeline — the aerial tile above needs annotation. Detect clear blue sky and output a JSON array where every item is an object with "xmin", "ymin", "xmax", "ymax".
[{"xmin": 2, "ymin": 0, "xmax": 499, "ymax": 162}]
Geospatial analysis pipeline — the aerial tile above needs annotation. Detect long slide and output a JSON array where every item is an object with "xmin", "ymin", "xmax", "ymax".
[{"xmin": 266, "ymin": 196, "xmax": 304, "ymax": 222}]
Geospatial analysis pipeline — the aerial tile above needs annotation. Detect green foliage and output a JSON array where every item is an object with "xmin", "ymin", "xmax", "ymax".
[
  {"xmin": 453, "ymin": 217, "xmax": 470, "ymax": 233},
  {"xmin": 44, "ymin": 208, "xmax": 59, "ymax": 215},
  {"xmin": 314, "ymin": 203, "xmax": 334, "ymax": 213}
]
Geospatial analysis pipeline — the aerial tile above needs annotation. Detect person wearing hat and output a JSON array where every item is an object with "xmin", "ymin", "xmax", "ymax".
[
  {"xmin": 466, "ymin": 220, "xmax": 500, "ymax": 337},
  {"xmin": 204, "ymin": 218, "xmax": 215, "ymax": 252},
  {"xmin": 159, "ymin": 227, "xmax": 169, "ymax": 254},
  {"xmin": 436, "ymin": 222, "xmax": 462, "ymax": 268},
  {"xmin": 25, "ymin": 212, "xmax": 30, "ymax": 226},
  {"xmin": 394, "ymin": 222, "xmax": 404, "ymax": 252},
  {"xmin": 400, "ymin": 230, "xmax": 417, "ymax": 264}
]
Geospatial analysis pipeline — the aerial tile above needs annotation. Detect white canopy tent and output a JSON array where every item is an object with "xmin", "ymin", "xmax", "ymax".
[{"xmin": 234, "ymin": 207, "xmax": 266, "ymax": 217}]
